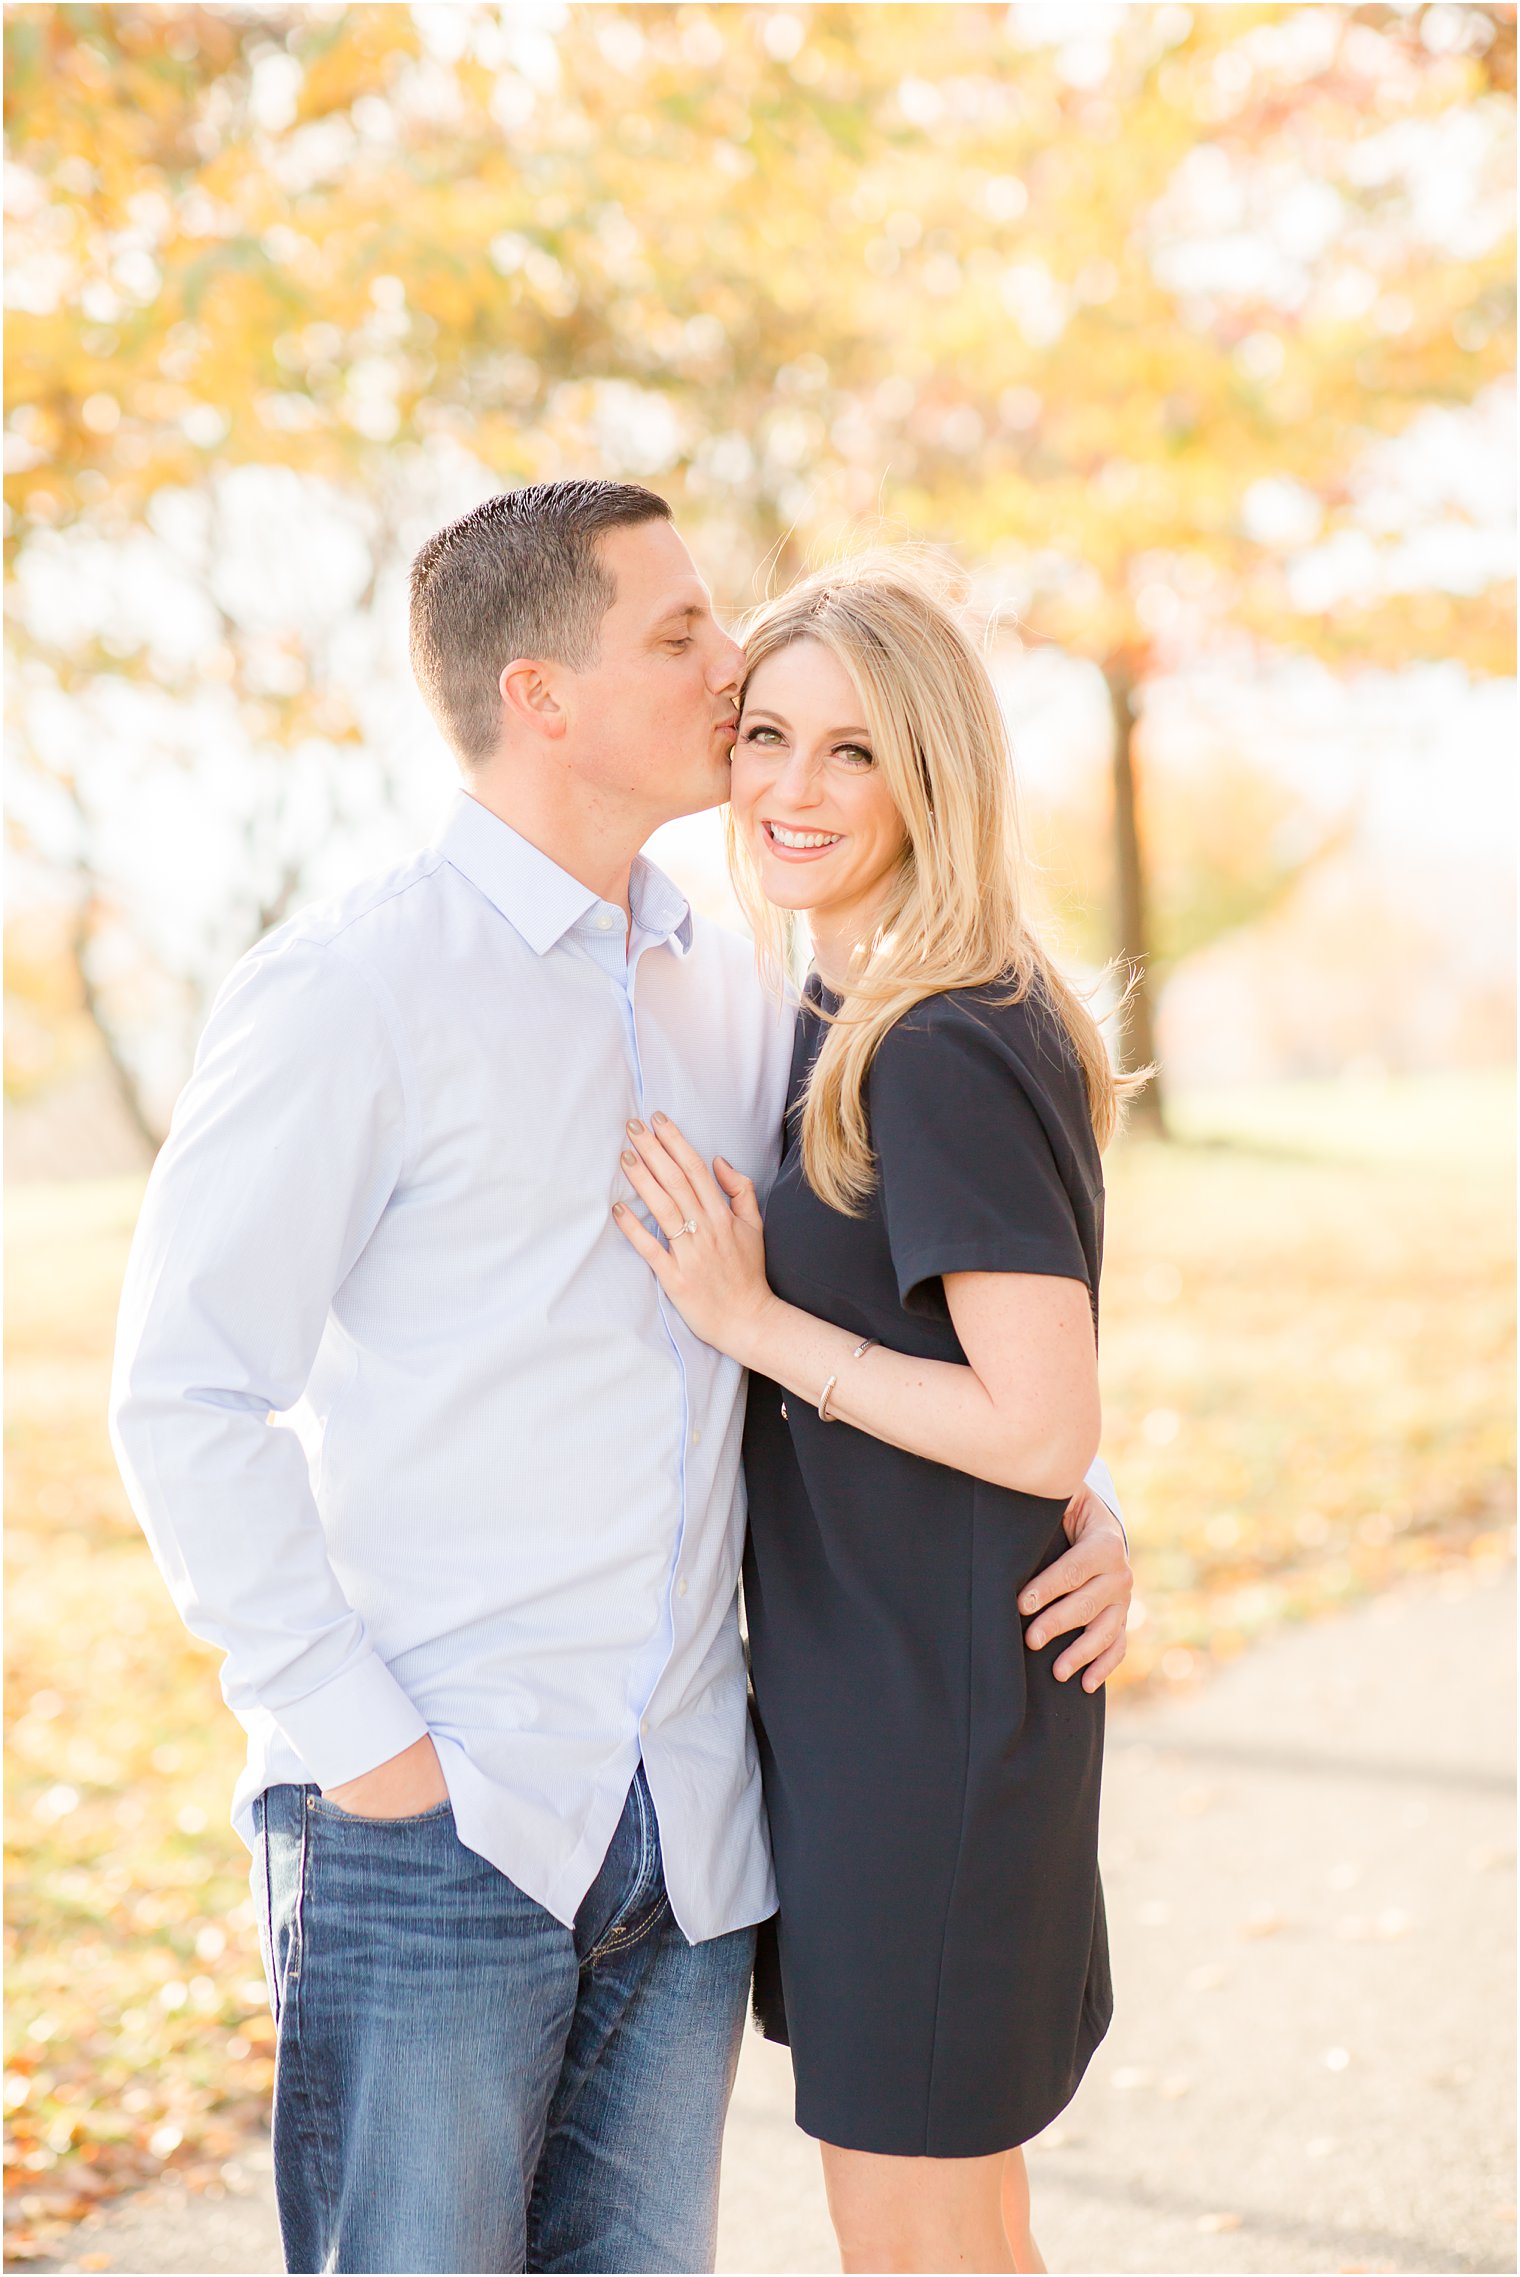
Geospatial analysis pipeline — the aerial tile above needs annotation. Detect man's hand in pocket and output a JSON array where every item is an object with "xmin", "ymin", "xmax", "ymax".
[{"xmin": 321, "ymin": 1733, "xmax": 448, "ymax": 1817}]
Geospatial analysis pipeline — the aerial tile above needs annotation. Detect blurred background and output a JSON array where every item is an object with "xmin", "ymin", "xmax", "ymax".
[{"xmin": 3, "ymin": 4, "xmax": 1514, "ymax": 2271}]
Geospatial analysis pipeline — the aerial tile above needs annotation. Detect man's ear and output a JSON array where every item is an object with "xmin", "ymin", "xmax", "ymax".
[{"xmin": 500, "ymin": 657, "xmax": 570, "ymax": 740}]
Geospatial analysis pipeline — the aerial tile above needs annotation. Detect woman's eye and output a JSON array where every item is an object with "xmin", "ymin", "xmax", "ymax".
[
  {"xmin": 741, "ymin": 725, "xmax": 782, "ymax": 745},
  {"xmin": 665, "ymin": 638, "xmax": 693, "ymax": 652},
  {"xmin": 836, "ymin": 744, "xmax": 874, "ymax": 767}
]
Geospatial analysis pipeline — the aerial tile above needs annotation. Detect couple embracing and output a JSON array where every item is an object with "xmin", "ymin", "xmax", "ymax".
[{"xmin": 110, "ymin": 479, "xmax": 1141, "ymax": 2277}]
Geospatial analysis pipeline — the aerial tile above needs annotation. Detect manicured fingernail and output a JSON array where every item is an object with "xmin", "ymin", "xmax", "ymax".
[
  {"xmin": 627, "ymin": 1119, "xmax": 644, "ymax": 1134},
  {"xmin": 621, "ymin": 1149, "xmax": 637, "ymax": 1165},
  {"xmin": 612, "ymin": 1202, "xmax": 624, "ymax": 1215},
  {"xmin": 652, "ymin": 1110, "xmax": 669, "ymax": 1125}
]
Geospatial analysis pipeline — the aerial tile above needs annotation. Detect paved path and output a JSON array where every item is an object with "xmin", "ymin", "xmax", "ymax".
[{"xmin": 39, "ymin": 1564, "xmax": 1516, "ymax": 2275}]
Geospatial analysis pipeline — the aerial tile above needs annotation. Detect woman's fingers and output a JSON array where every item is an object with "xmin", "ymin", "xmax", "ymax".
[
  {"xmin": 620, "ymin": 1145, "xmax": 692, "ymax": 1241},
  {"xmin": 713, "ymin": 1154, "xmax": 763, "ymax": 1227},
  {"xmin": 648, "ymin": 1113, "xmax": 735, "ymax": 1215},
  {"xmin": 625, "ymin": 1118, "xmax": 706, "ymax": 1227},
  {"xmin": 611, "ymin": 1200, "xmax": 675, "ymax": 1284}
]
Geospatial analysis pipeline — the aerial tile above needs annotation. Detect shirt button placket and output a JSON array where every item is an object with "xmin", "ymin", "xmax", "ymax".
[{"xmin": 621, "ymin": 935, "xmax": 689, "ymax": 1759}]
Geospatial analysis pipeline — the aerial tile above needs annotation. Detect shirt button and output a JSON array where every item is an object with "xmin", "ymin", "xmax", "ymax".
[
  {"xmin": 690, "ymin": 1426, "xmax": 702, "ymax": 1446},
  {"xmin": 639, "ymin": 1717, "xmax": 650, "ymax": 1735},
  {"xmin": 677, "ymin": 1577, "xmax": 688, "ymax": 1598},
  {"xmin": 596, "ymin": 912, "xmax": 616, "ymax": 930}
]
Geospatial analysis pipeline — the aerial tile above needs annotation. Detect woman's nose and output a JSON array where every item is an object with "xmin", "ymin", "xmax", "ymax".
[{"xmin": 773, "ymin": 750, "xmax": 824, "ymax": 805}]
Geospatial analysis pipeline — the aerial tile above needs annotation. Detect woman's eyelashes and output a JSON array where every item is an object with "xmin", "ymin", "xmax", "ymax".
[{"xmin": 739, "ymin": 724, "xmax": 874, "ymax": 767}]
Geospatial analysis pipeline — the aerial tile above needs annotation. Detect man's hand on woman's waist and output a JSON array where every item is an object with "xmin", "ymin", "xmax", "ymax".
[{"xmin": 1019, "ymin": 1485, "xmax": 1133, "ymax": 1694}]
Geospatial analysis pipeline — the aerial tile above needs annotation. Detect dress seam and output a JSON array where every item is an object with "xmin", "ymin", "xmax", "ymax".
[{"xmin": 922, "ymin": 1506, "xmax": 979, "ymax": 2155}]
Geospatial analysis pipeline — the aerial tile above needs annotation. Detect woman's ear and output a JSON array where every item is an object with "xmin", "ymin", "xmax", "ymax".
[{"xmin": 499, "ymin": 658, "xmax": 569, "ymax": 741}]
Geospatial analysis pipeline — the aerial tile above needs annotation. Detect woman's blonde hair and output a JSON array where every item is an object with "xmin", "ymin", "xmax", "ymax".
[{"xmin": 725, "ymin": 550, "xmax": 1150, "ymax": 1217}]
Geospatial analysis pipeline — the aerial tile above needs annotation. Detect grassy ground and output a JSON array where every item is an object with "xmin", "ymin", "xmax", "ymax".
[{"xmin": 4, "ymin": 1071, "xmax": 1514, "ymax": 2262}]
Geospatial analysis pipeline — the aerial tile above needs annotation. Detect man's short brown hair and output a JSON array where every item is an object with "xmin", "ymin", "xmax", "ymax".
[{"xmin": 408, "ymin": 480, "xmax": 673, "ymax": 765}]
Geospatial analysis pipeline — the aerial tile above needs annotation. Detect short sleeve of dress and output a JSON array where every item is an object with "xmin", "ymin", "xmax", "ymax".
[{"xmin": 868, "ymin": 991, "xmax": 1093, "ymax": 1320}]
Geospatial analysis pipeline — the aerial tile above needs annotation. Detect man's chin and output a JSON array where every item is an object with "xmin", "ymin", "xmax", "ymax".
[{"xmin": 656, "ymin": 758, "xmax": 735, "ymax": 825}]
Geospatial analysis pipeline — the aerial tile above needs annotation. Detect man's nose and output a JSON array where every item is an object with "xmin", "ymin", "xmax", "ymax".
[{"xmin": 710, "ymin": 632, "xmax": 746, "ymax": 696}]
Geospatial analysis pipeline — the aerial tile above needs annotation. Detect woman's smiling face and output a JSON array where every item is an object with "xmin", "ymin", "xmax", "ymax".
[{"xmin": 730, "ymin": 638, "xmax": 908, "ymax": 925}]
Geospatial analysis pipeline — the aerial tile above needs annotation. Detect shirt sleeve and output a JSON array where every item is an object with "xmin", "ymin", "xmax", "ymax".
[
  {"xmin": 868, "ymin": 994, "xmax": 1092, "ymax": 1319},
  {"xmin": 1084, "ymin": 1452, "xmax": 1129, "ymax": 1551},
  {"xmin": 108, "ymin": 929, "xmax": 430, "ymax": 1790}
]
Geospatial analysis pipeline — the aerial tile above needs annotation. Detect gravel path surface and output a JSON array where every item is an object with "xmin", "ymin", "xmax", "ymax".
[{"xmin": 38, "ymin": 1562, "xmax": 1515, "ymax": 2276}]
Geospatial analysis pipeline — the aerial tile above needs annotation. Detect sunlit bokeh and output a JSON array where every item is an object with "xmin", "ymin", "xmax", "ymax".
[{"xmin": 4, "ymin": 4, "xmax": 1514, "ymax": 2264}]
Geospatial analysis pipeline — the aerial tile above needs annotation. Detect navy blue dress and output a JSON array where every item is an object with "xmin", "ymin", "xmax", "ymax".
[{"xmin": 742, "ymin": 973, "xmax": 1112, "ymax": 2157}]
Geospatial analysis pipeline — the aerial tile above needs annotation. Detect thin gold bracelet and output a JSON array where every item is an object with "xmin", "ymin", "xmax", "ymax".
[{"xmin": 818, "ymin": 1336, "xmax": 879, "ymax": 1423}]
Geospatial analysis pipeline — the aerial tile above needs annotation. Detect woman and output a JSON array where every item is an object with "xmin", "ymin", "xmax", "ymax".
[{"xmin": 612, "ymin": 555, "xmax": 1145, "ymax": 2274}]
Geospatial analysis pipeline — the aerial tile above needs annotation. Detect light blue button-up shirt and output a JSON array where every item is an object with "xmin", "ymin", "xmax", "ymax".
[{"xmin": 110, "ymin": 790, "xmax": 797, "ymax": 1941}]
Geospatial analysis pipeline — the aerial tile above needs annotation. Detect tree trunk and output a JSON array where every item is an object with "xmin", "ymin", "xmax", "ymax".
[
  {"xmin": 1108, "ymin": 668, "xmax": 1166, "ymax": 1137},
  {"xmin": 71, "ymin": 901, "xmax": 167, "ymax": 1156}
]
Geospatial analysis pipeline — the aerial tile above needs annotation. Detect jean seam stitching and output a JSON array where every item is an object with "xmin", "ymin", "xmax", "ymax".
[
  {"xmin": 582, "ymin": 1774, "xmax": 663, "ymax": 1967},
  {"xmin": 287, "ymin": 1789, "xmax": 340, "ymax": 2251},
  {"xmin": 261, "ymin": 1798, "xmax": 280, "ymax": 2030},
  {"xmin": 583, "ymin": 1888, "xmax": 670, "ymax": 1964},
  {"xmin": 306, "ymin": 1796, "xmax": 452, "ymax": 1826}
]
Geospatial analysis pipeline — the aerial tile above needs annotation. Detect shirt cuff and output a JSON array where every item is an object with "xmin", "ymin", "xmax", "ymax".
[
  {"xmin": 1083, "ymin": 1453, "xmax": 1128, "ymax": 1554},
  {"xmin": 268, "ymin": 1650, "xmax": 430, "ymax": 1791}
]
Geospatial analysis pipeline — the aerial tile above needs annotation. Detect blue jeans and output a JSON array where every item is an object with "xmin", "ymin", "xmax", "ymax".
[{"xmin": 252, "ymin": 1767, "xmax": 755, "ymax": 2274}]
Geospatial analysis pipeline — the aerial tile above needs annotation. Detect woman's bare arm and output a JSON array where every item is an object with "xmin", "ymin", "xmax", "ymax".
[{"xmin": 614, "ymin": 1110, "xmax": 1101, "ymax": 1498}]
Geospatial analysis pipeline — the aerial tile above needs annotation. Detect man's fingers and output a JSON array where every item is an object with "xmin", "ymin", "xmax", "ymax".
[
  {"xmin": 1051, "ymin": 1607, "xmax": 1126, "ymax": 1684},
  {"xmin": 1061, "ymin": 1482, "xmax": 1102, "ymax": 1541},
  {"xmin": 1025, "ymin": 1580, "xmax": 1116, "ymax": 1650},
  {"xmin": 1076, "ymin": 1635, "xmax": 1129, "ymax": 1693},
  {"xmin": 1020, "ymin": 1540, "xmax": 1102, "ymax": 1616}
]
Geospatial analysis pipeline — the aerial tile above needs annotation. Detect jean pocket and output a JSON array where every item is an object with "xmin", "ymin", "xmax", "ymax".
[{"xmin": 305, "ymin": 1792, "xmax": 454, "ymax": 1828}]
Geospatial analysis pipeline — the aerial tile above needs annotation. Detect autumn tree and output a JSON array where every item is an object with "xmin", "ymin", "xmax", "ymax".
[{"xmin": 5, "ymin": 3, "xmax": 1513, "ymax": 1135}]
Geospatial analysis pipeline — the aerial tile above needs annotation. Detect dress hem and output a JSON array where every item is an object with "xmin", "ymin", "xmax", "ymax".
[{"xmin": 789, "ymin": 2025, "xmax": 1110, "ymax": 2161}]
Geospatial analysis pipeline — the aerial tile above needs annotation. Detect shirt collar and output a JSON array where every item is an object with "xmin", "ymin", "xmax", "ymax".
[
  {"xmin": 433, "ymin": 790, "xmax": 693, "ymax": 960},
  {"xmin": 626, "ymin": 851, "xmax": 695, "ymax": 959}
]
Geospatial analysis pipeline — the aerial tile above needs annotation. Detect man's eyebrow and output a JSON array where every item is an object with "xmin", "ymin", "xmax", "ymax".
[{"xmin": 648, "ymin": 598, "xmax": 711, "ymax": 630}]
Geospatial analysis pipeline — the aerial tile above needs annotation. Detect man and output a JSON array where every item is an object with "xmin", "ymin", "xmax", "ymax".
[{"xmin": 110, "ymin": 480, "xmax": 1132, "ymax": 2275}]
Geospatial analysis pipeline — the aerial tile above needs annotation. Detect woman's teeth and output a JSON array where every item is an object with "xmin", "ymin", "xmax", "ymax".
[{"xmin": 765, "ymin": 823, "xmax": 842, "ymax": 849}]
